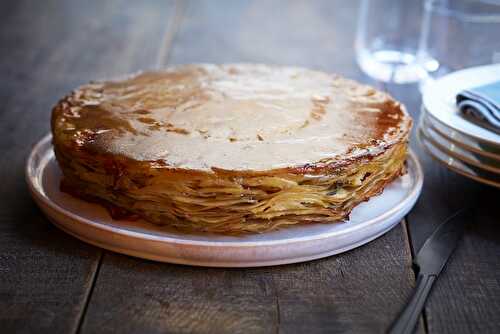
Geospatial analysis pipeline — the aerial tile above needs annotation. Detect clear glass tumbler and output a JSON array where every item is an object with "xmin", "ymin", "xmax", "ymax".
[
  {"xmin": 418, "ymin": 0, "xmax": 500, "ymax": 80},
  {"xmin": 355, "ymin": 0, "xmax": 428, "ymax": 84}
]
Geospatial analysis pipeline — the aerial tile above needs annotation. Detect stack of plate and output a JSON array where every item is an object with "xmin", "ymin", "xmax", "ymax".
[{"xmin": 418, "ymin": 64, "xmax": 500, "ymax": 188}]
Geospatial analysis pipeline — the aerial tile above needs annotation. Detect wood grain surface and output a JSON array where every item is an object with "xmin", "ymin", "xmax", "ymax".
[
  {"xmin": 0, "ymin": 0, "xmax": 175, "ymax": 333},
  {"xmin": 80, "ymin": 227, "xmax": 416, "ymax": 334},
  {"xmin": 1, "ymin": 1, "xmax": 499, "ymax": 334}
]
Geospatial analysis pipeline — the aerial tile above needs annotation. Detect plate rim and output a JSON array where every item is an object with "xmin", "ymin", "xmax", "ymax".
[
  {"xmin": 421, "ymin": 110, "xmax": 500, "ymax": 161},
  {"xmin": 417, "ymin": 128, "xmax": 500, "ymax": 188},
  {"xmin": 26, "ymin": 134, "xmax": 424, "ymax": 248},
  {"xmin": 40, "ymin": 214, "xmax": 401, "ymax": 267},
  {"xmin": 421, "ymin": 104, "xmax": 500, "ymax": 150},
  {"xmin": 419, "ymin": 120, "xmax": 500, "ymax": 174}
]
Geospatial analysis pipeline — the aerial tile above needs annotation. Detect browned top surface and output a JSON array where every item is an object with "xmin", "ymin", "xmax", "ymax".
[{"xmin": 52, "ymin": 64, "xmax": 411, "ymax": 171}]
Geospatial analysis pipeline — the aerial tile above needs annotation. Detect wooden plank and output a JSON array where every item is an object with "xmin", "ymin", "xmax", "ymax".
[
  {"xmin": 167, "ymin": 0, "xmax": 367, "ymax": 80},
  {"xmin": 0, "ymin": 1, "xmax": 175, "ymax": 333},
  {"xmin": 388, "ymin": 84, "xmax": 500, "ymax": 333},
  {"xmin": 269, "ymin": 226, "xmax": 420, "ymax": 334},
  {"xmin": 80, "ymin": 228, "xmax": 416, "ymax": 334},
  {"xmin": 425, "ymin": 191, "xmax": 500, "ymax": 334},
  {"xmin": 80, "ymin": 253, "xmax": 279, "ymax": 334},
  {"xmin": 81, "ymin": 1, "xmax": 422, "ymax": 333}
]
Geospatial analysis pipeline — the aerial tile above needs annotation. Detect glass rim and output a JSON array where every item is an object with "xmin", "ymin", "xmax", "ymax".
[{"xmin": 424, "ymin": 0, "xmax": 500, "ymax": 23}]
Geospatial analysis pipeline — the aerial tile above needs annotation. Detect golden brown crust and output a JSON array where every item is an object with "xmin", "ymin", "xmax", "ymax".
[{"xmin": 52, "ymin": 64, "xmax": 411, "ymax": 175}]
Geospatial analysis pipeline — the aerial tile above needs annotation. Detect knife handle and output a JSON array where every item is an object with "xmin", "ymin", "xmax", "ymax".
[{"xmin": 388, "ymin": 274, "xmax": 436, "ymax": 334}]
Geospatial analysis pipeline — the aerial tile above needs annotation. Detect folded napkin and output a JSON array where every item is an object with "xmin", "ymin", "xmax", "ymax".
[{"xmin": 456, "ymin": 81, "xmax": 500, "ymax": 134}]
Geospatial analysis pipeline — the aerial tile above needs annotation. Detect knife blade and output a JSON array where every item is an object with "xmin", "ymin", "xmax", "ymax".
[
  {"xmin": 388, "ymin": 208, "xmax": 471, "ymax": 334},
  {"xmin": 414, "ymin": 208, "xmax": 470, "ymax": 276}
]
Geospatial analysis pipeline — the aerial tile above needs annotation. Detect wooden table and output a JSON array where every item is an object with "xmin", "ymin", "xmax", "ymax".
[{"xmin": 1, "ymin": 1, "xmax": 499, "ymax": 333}]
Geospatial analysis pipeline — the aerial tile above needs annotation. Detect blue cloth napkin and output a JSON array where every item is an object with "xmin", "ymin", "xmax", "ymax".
[{"xmin": 456, "ymin": 81, "xmax": 500, "ymax": 134}]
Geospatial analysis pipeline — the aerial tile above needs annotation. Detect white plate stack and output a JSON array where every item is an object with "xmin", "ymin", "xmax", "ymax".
[{"xmin": 418, "ymin": 64, "xmax": 500, "ymax": 188}]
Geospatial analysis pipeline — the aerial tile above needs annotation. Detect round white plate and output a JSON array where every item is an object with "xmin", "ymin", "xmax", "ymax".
[
  {"xmin": 418, "ymin": 128, "xmax": 500, "ymax": 189},
  {"xmin": 421, "ymin": 108, "xmax": 500, "ymax": 160},
  {"xmin": 422, "ymin": 64, "xmax": 500, "ymax": 146},
  {"xmin": 419, "ymin": 115, "xmax": 500, "ymax": 174},
  {"xmin": 26, "ymin": 135, "xmax": 423, "ymax": 267}
]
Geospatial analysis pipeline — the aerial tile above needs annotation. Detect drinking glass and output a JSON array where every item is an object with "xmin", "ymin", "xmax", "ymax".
[
  {"xmin": 355, "ymin": 0, "xmax": 428, "ymax": 84},
  {"xmin": 418, "ymin": 0, "xmax": 500, "ymax": 80}
]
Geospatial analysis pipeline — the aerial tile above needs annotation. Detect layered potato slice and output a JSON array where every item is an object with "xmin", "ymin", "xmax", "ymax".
[{"xmin": 52, "ymin": 64, "xmax": 412, "ymax": 233}]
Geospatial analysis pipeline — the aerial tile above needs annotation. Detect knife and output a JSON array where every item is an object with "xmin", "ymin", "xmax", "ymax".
[{"xmin": 388, "ymin": 208, "xmax": 471, "ymax": 334}]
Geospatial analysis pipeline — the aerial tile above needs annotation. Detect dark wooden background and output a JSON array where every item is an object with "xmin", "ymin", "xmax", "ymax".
[{"xmin": 1, "ymin": 1, "xmax": 498, "ymax": 333}]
